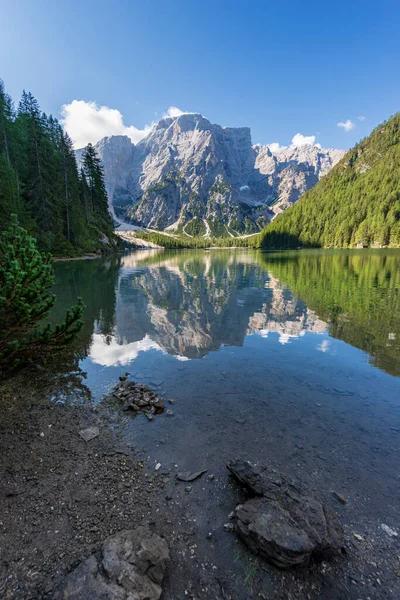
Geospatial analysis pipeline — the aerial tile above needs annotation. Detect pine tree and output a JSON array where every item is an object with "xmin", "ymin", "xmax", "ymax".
[
  {"xmin": 0, "ymin": 81, "xmax": 21, "ymax": 228},
  {"xmin": 0, "ymin": 215, "xmax": 85, "ymax": 378},
  {"xmin": 0, "ymin": 79, "xmax": 117, "ymax": 256},
  {"xmin": 81, "ymin": 143, "xmax": 111, "ymax": 222}
]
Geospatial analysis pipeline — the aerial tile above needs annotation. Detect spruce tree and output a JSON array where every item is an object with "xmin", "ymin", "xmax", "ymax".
[
  {"xmin": 0, "ymin": 215, "xmax": 85, "ymax": 378},
  {"xmin": 81, "ymin": 143, "xmax": 111, "ymax": 222}
]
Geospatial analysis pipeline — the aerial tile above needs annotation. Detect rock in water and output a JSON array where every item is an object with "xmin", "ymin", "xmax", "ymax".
[
  {"xmin": 227, "ymin": 460, "xmax": 344, "ymax": 568},
  {"xmin": 53, "ymin": 527, "xmax": 169, "ymax": 599}
]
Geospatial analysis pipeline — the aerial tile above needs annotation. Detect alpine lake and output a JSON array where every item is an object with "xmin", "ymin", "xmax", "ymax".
[{"xmin": 44, "ymin": 248, "xmax": 400, "ymax": 596}]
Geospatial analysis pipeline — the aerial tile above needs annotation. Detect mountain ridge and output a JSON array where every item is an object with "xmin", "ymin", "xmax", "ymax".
[
  {"xmin": 259, "ymin": 112, "xmax": 400, "ymax": 249},
  {"xmin": 76, "ymin": 113, "xmax": 344, "ymax": 237}
]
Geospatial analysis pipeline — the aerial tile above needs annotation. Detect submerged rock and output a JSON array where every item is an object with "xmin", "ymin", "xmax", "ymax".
[
  {"xmin": 53, "ymin": 527, "xmax": 169, "ymax": 599},
  {"xmin": 227, "ymin": 460, "xmax": 344, "ymax": 569}
]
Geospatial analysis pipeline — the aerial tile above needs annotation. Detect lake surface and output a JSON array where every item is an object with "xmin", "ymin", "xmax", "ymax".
[{"xmin": 51, "ymin": 248, "xmax": 400, "ymax": 546}]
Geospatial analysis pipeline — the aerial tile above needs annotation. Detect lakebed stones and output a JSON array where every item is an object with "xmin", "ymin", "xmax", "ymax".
[
  {"xmin": 113, "ymin": 380, "xmax": 165, "ymax": 417},
  {"xmin": 53, "ymin": 527, "xmax": 169, "ymax": 600},
  {"xmin": 227, "ymin": 460, "xmax": 344, "ymax": 569}
]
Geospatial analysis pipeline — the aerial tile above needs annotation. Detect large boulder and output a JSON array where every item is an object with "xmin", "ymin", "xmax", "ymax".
[
  {"xmin": 227, "ymin": 460, "xmax": 344, "ymax": 569},
  {"xmin": 53, "ymin": 527, "xmax": 169, "ymax": 599}
]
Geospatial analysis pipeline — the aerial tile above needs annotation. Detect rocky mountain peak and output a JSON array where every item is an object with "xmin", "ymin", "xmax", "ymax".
[{"xmin": 76, "ymin": 115, "xmax": 345, "ymax": 236}]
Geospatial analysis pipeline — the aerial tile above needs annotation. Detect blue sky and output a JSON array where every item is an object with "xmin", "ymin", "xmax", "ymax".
[{"xmin": 1, "ymin": 0, "xmax": 399, "ymax": 149}]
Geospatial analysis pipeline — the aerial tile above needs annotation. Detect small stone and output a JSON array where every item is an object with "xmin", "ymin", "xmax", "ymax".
[
  {"xmin": 79, "ymin": 427, "xmax": 99, "ymax": 442},
  {"xmin": 185, "ymin": 486, "xmax": 192, "ymax": 493},
  {"xmin": 168, "ymin": 399, "xmax": 175, "ymax": 404},
  {"xmin": 40, "ymin": 432, "xmax": 45, "ymax": 438},
  {"xmin": 176, "ymin": 470, "xmax": 207, "ymax": 482},
  {"xmin": 145, "ymin": 413, "xmax": 154, "ymax": 421},
  {"xmin": 353, "ymin": 533, "xmax": 363, "ymax": 542},
  {"xmin": 166, "ymin": 409, "xmax": 173, "ymax": 416},
  {"xmin": 119, "ymin": 375, "xmax": 128, "ymax": 381},
  {"xmin": 224, "ymin": 523, "xmax": 234, "ymax": 532},
  {"xmin": 206, "ymin": 532, "xmax": 213, "ymax": 539},
  {"xmin": 155, "ymin": 463, "xmax": 161, "ymax": 471},
  {"xmin": 381, "ymin": 523, "xmax": 398, "ymax": 537},
  {"xmin": 207, "ymin": 474, "xmax": 215, "ymax": 481},
  {"xmin": 332, "ymin": 491, "xmax": 347, "ymax": 504},
  {"xmin": 228, "ymin": 511, "xmax": 235, "ymax": 520}
]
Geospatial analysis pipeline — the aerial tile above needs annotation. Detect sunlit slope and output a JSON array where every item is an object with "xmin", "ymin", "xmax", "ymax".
[{"xmin": 259, "ymin": 114, "xmax": 400, "ymax": 249}]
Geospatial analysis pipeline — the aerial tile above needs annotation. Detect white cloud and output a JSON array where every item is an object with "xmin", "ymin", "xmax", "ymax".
[
  {"xmin": 268, "ymin": 142, "xmax": 282, "ymax": 152},
  {"xmin": 291, "ymin": 133, "xmax": 316, "ymax": 146},
  {"xmin": 357, "ymin": 115, "xmax": 366, "ymax": 121},
  {"xmin": 316, "ymin": 339, "xmax": 330, "ymax": 353},
  {"xmin": 89, "ymin": 333, "xmax": 162, "ymax": 366},
  {"xmin": 61, "ymin": 100, "xmax": 154, "ymax": 148},
  {"xmin": 337, "ymin": 119, "xmax": 355, "ymax": 132},
  {"xmin": 267, "ymin": 133, "xmax": 319, "ymax": 153},
  {"xmin": 163, "ymin": 106, "xmax": 190, "ymax": 118},
  {"xmin": 61, "ymin": 101, "xmax": 192, "ymax": 148}
]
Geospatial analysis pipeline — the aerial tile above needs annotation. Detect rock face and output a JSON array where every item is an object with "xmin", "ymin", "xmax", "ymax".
[
  {"xmin": 227, "ymin": 460, "xmax": 344, "ymax": 568},
  {"xmin": 254, "ymin": 144, "xmax": 345, "ymax": 218},
  {"xmin": 53, "ymin": 527, "xmax": 169, "ymax": 599},
  {"xmin": 76, "ymin": 114, "xmax": 344, "ymax": 236}
]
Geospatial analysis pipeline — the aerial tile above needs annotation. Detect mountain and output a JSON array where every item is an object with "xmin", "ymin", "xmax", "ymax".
[
  {"xmin": 77, "ymin": 113, "xmax": 344, "ymax": 237},
  {"xmin": 254, "ymin": 143, "xmax": 344, "ymax": 217},
  {"xmin": 260, "ymin": 113, "xmax": 400, "ymax": 249}
]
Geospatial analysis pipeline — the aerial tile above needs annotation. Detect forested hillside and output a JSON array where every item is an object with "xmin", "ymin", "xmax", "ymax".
[
  {"xmin": 259, "ymin": 114, "xmax": 400, "ymax": 249},
  {"xmin": 0, "ymin": 80, "xmax": 117, "ymax": 256}
]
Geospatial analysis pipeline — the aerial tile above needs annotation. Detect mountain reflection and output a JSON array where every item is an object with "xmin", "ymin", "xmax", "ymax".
[
  {"xmin": 53, "ymin": 248, "xmax": 400, "ymax": 378},
  {"xmin": 109, "ymin": 251, "xmax": 326, "ymax": 360}
]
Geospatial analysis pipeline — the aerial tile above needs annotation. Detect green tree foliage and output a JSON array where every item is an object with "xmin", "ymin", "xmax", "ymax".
[
  {"xmin": 0, "ymin": 216, "xmax": 85, "ymax": 377},
  {"xmin": 259, "ymin": 250, "xmax": 400, "ymax": 376},
  {"xmin": 81, "ymin": 143, "xmax": 111, "ymax": 221},
  {"xmin": 184, "ymin": 217, "xmax": 207, "ymax": 237},
  {"xmin": 259, "ymin": 114, "xmax": 400, "ymax": 249},
  {"xmin": 130, "ymin": 230, "xmax": 259, "ymax": 249},
  {"xmin": 0, "ymin": 79, "xmax": 117, "ymax": 256}
]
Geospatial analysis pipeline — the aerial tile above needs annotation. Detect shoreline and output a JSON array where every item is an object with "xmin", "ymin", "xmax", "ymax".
[
  {"xmin": 53, "ymin": 253, "xmax": 103, "ymax": 262},
  {"xmin": 1, "ymin": 375, "xmax": 399, "ymax": 599}
]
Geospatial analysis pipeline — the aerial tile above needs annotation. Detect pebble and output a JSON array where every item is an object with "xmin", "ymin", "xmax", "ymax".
[
  {"xmin": 166, "ymin": 410, "xmax": 174, "ymax": 416},
  {"xmin": 381, "ymin": 523, "xmax": 398, "ymax": 537},
  {"xmin": 78, "ymin": 427, "xmax": 99, "ymax": 442},
  {"xmin": 155, "ymin": 463, "xmax": 161, "ymax": 471},
  {"xmin": 332, "ymin": 491, "xmax": 347, "ymax": 504}
]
